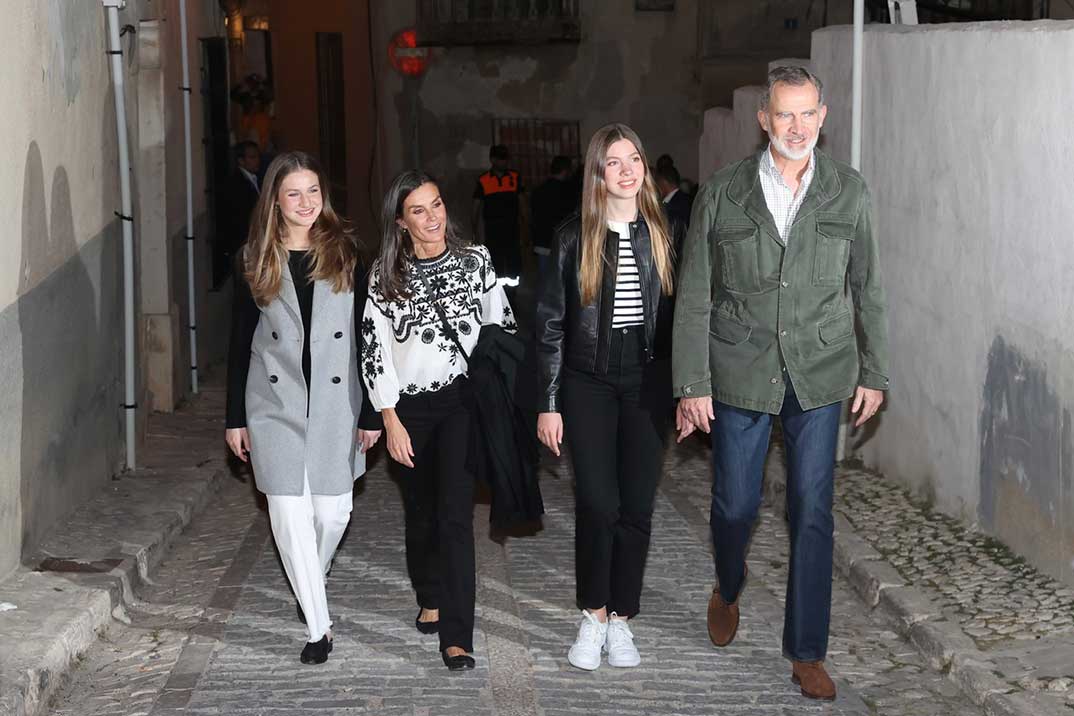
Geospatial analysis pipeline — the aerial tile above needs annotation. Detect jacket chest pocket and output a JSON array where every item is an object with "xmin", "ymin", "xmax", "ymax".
[
  {"xmin": 714, "ymin": 224, "xmax": 763, "ymax": 295},
  {"xmin": 813, "ymin": 214, "xmax": 855, "ymax": 286}
]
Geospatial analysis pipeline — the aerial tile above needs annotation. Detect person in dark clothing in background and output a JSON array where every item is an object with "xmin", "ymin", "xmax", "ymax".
[
  {"xmin": 530, "ymin": 155, "xmax": 578, "ymax": 279},
  {"xmin": 654, "ymin": 163, "xmax": 694, "ymax": 230},
  {"xmin": 472, "ymin": 144, "xmax": 524, "ymax": 284},
  {"xmin": 656, "ymin": 153, "xmax": 697, "ymax": 198},
  {"xmin": 216, "ymin": 141, "xmax": 262, "ymax": 282}
]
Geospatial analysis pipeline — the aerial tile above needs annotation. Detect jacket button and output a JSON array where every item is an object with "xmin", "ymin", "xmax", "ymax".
[
  {"xmin": 770, "ymin": 377, "xmax": 778, "ymax": 384},
  {"xmin": 269, "ymin": 375, "xmax": 278, "ymax": 383},
  {"xmin": 779, "ymin": 330, "xmax": 787, "ymax": 337},
  {"xmin": 781, "ymin": 281, "xmax": 789, "ymax": 288},
  {"xmin": 272, "ymin": 331, "xmax": 279, "ymax": 340},
  {"xmin": 331, "ymin": 376, "xmax": 341, "ymax": 384},
  {"xmin": 334, "ymin": 331, "xmax": 343, "ymax": 339}
]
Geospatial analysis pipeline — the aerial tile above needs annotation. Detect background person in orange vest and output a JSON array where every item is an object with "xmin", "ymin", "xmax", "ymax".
[{"xmin": 472, "ymin": 144, "xmax": 524, "ymax": 283}]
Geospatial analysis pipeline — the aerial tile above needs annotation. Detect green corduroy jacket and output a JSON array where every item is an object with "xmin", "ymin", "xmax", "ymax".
[{"xmin": 672, "ymin": 149, "xmax": 889, "ymax": 413}]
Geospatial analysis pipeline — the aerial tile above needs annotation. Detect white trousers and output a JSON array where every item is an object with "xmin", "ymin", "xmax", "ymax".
[{"xmin": 266, "ymin": 471, "xmax": 353, "ymax": 643}]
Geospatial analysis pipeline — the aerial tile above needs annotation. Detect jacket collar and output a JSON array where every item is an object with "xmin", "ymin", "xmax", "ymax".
[{"xmin": 726, "ymin": 148, "xmax": 842, "ymax": 242}]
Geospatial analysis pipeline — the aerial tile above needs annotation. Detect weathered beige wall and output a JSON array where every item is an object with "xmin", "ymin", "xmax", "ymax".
[
  {"xmin": 372, "ymin": 0, "xmax": 704, "ymax": 222},
  {"xmin": 0, "ymin": 0, "xmax": 225, "ymax": 578},
  {"xmin": 810, "ymin": 21, "xmax": 1074, "ymax": 586}
]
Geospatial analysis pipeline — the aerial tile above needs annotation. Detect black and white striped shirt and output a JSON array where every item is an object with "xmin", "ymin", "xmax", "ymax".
[{"xmin": 608, "ymin": 221, "xmax": 644, "ymax": 328}]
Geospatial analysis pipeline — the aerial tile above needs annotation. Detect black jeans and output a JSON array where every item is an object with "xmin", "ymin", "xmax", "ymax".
[
  {"xmin": 562, "ymin": 326, "xmax": 671, "ymax": 617},
  {"xmin": 394, "ymin": 379, "xmax": 476, "ymax": 653}
]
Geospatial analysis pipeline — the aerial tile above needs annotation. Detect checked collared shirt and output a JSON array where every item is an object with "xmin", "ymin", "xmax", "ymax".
[{"xmin": 758, "ymin": 145, "xmax": 816, "ymax": 242}]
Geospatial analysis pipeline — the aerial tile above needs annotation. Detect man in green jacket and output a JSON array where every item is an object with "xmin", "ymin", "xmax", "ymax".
[{"xmin": 673, "ymin": 66, "xmax": 889, "ymax": 701}]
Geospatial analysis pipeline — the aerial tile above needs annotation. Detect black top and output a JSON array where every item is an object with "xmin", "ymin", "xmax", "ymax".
[
  {"xmin": 289, "ymin": 251, "xmax": 315, "ymax": 390},
  {"xmin": 225, "ymin": 253, "xmax": 382, "ymax": 431}
]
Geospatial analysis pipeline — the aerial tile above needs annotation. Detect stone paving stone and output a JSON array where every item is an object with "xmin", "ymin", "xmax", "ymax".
[
  {"xmin": 46, "ymin": 413, "xmax": 990, "ymax": 716},
  {"xmin": 835, "ymin": 467, "xmax": 1074, "ymax": 649},
  {"xmin": 833, "ymin": 462, "xmax": 1074, "ymax": 709},
  {"xmin": 662, "ymin": 436, "xmax": 986, "ymax": 716}
]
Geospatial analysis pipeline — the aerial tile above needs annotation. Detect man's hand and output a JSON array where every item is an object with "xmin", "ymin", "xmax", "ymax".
[
  {"xmin": 851, "ymin": 387, "xmax": 885, "ymax": 427},
  {"xmin": 675, "ymin": 401, "xmax": 697, "ymax": 443},
  {"xmin": 677, "ymin": 396, "xmax": 714, "ymax": 442}
]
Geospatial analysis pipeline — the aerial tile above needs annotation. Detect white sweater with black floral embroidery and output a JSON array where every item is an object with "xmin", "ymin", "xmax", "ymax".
[{"xmin": 361, "ymin": 244, "xmax": 516, "ymax": 410}]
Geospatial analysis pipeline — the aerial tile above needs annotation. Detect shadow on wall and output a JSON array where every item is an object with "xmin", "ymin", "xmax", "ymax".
[
  {"xmin": 17, "ymin": 141, "xmax": 117, "ymax": 561},
  {"xmin": 979, "ymin": 335, "xmax": 1073, "ymax": 573}
]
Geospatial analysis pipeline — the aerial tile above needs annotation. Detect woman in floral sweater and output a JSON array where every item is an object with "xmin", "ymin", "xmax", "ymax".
[{"xmin": 362, "ymin": 170, "xmax": 515, "ymax": 671}]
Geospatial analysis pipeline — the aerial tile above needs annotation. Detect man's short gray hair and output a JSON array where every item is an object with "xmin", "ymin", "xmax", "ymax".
[{"xmin": 759, "ymin": 66, "xmax": 824, "ymax": 111}]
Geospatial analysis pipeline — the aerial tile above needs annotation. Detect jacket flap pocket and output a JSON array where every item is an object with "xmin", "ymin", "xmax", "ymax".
[
  {"xmin": 714, "ymin": 224, "xmax": 757, "ymax": 244},
  {"xmin": 710, "ymin": 314, "xmax": 752, "ymax": 345},
  {"xmin": 818, "ymin": 311, "xmax": 854, "ymax": 345},
  {"xmin": 816, "ymin": 213, "xmax": 855, "ymax": 240}
]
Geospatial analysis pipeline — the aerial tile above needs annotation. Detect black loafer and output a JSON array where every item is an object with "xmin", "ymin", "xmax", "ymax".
[
  {"xmin": 441, "ymin": 650, "xmax": 475, "ymax": 671},
  {"xmin": 300, "ymin": 635, "xmax": 332, "ymax": 665},
  {"xmin": 415, "ymin": 609, "xmax": 439, "ymax": 635}
]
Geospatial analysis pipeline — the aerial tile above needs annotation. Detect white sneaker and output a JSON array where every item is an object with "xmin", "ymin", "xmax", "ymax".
[
  {"xmin": 605, "ymin": 615, "xmax": 640, "ymax": 667},
  {"xmin": 567, "ymin": 610, "xmax": 607, "ymax": 671}
]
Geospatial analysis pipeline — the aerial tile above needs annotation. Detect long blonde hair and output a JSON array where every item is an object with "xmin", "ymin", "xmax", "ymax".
[
  {"xmin": 579, "ymin": 123, "xmax": 674, "ymax": 305},
  {"xmin": 242, "ymin": 151, "xmax": 357, "ymax": 306}
]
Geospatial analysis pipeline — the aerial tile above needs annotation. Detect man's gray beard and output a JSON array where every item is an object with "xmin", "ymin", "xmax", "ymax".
[{"xmin": 768, "ymin": 132, "xmax": 818, "ymax": 162}]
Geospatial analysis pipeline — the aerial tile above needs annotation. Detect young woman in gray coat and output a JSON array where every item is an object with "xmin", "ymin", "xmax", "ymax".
[{"xmin": 225, "ymin": 151, "xmax": 382, "ymax": 665}]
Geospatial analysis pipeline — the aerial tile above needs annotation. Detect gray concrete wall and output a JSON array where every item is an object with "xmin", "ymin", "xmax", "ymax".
[
  {"xmin": 372, "ymin": 0, "xmax": 704, "ymax": 220},
  {"xmin": 0, "ymin": 0, "xmax": 225, "ymax": 578},
  {"xmin": 810, "ymin": 21, "xmax": 1074, "ymax": 586}
]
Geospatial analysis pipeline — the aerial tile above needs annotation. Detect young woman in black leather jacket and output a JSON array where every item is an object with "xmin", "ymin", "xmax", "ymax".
[{"xmin": 535, "ymin": 123, "xmax": 678, "ymax": 671}]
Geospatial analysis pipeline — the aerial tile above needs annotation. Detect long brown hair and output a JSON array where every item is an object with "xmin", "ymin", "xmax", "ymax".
[
  {"xmin": 579, "ymin": 123, "xmax": 674, "ymax": 305},
  {"xmin": 242, "ymin": 151, "xmax": 357, "ymax": 306},
  {"xmin": 376, "ymin": 170, "xmax": 465, "ymax": 302}
]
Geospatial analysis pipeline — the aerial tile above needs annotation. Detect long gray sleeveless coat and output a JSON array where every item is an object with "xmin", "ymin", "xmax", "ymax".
[{"xmin": 245, "ymin": 264, "xmax": 366, "ymax": 495}]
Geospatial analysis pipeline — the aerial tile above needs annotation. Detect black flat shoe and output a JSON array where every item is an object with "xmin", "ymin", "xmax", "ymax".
[
  {"xmin": 297, "ymin": 602, "xmax": 306, "ymax": 624},
  {"xmin": 300, "ymin": 635, "xmax": 332, "ymax": 665},
  {"xmin": 415, "ymin": 609, "xmax": 439, "ymax": 635},
  {"xmin": 441, "ymin": 650, "xmax": 475, "ymax": 671}
]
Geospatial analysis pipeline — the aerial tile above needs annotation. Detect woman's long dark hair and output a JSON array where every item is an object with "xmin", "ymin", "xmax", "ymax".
[
  {"xmin": 377, "ymin": 170, "xmax": 465, "ymax": 301},
  {"xmin": 242, "ymin": 151, "xmax": 359, "ymax": 305}
]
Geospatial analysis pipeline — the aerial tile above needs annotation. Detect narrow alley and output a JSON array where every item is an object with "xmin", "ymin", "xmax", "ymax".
[{"xmin": 35, "ymin": 383, "xmax": 992, "ymax": 716}]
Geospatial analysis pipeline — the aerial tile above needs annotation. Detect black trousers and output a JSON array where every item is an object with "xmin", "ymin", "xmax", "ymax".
[
  {"xmin": 562, "ymin": 326, "xmax": 671, "ymax": 617},
  {"xmin": 394, "ymin": 379, "xmax": 476, "ymax": 653}
]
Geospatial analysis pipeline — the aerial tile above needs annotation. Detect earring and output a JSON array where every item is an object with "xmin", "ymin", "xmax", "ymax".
[{"xmin": 401, "ymin": 227, "xmax": 409, "ymax": 234}]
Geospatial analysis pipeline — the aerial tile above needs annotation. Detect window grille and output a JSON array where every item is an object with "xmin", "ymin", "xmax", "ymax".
[
  {"xmin": 417, "ymin": 0, "xmax": 582, "ymax": 46},
  {"xmin": 491, "ymin": 118, "xmax": 581, "ymax": 191}
]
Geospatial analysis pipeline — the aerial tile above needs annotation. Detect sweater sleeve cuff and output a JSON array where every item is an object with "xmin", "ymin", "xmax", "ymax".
[{"xmin": 358, "ymin": 410, "xmax": 384, "ymax": 431}]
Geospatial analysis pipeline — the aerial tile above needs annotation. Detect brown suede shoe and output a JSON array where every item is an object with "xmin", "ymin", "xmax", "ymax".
[
  {"xmin": 792, "ymin": 660, "xmax": 837, "ymax": 701},
  {"xmin": 706, "ymin": 588, "xmax": 740, "ymax": 646}
]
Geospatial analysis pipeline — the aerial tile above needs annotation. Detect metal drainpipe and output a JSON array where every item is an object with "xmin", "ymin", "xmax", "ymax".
[
  {"xmin": 838, "ymin": 0, "xmax": 866, "ymax": 463},
  {"xmin": 852, "ymin": 0, "xmax": 864, "ymax": 171},
  {"xmin": 179, "ymin": 0, "xmax": 199, "ymax": 393},
  {"xmin": 102, "ymin": 0, "xmax": 137, "ymax": 469}
]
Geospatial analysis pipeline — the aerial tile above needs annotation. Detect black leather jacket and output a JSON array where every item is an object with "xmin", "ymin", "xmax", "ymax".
[{"xmin": 536, "ymin": 212, "xmax": 682, "ymax": 413}]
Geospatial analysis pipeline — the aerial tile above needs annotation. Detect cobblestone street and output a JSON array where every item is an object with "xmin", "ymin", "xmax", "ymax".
[{"xmin": 38, "ymin": 388, "xmax": 990, "ymax": 716}]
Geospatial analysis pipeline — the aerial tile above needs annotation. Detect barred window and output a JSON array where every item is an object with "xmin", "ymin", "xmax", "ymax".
[
  {"xmin": 417, "ymin": 0, "xmax": 581, "ymax": 46},
  {"xmin": 492, "ymin": 118, "xmax": 581, "ymax": 191}
]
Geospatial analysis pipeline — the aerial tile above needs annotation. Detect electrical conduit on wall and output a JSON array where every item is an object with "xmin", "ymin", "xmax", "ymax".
[
  {"xmin": 179, "ymin": 0, "xmax": 199, "ymax": 393},
  {"xmin": 102, "ymin": 0, "xmax": 136, "ymax": 468}
]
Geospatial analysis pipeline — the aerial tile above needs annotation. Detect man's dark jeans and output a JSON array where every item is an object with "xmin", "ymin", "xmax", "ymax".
[{"xmin": 709, "ymin": 385, "xmax": 841, "ymax": 661}]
